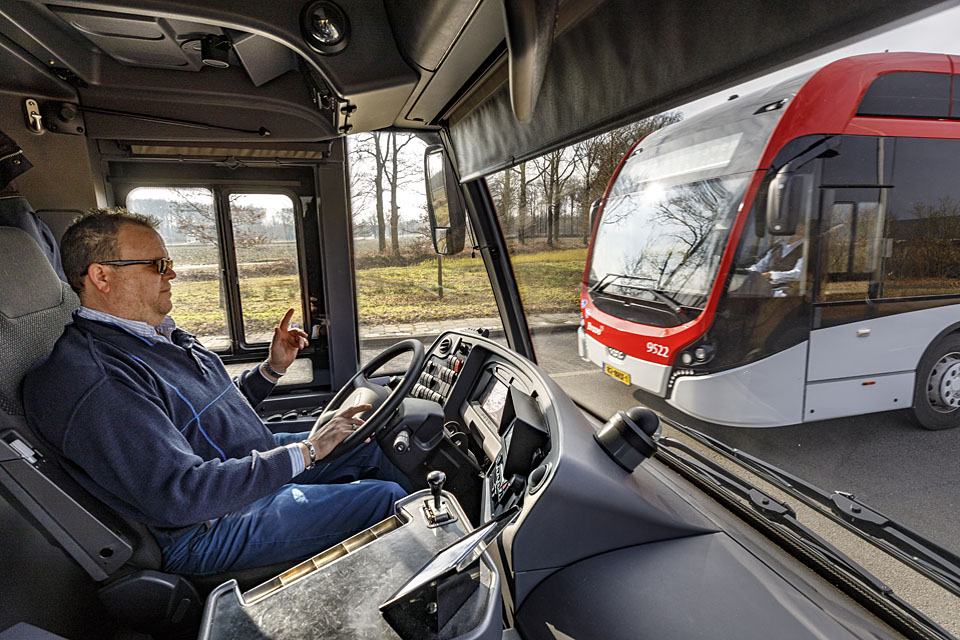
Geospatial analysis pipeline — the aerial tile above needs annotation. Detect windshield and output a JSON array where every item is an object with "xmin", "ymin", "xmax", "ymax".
[
  {"xmin": 488, "ymin": 59, "xmax": 960, "ymax": 638},
  {"xmin": 587, "ymin": 174, "xmax": 749, "ymax": 312}
]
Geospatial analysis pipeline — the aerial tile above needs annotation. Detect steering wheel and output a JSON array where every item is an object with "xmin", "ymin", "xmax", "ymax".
[{"xmin": 309, "ymin": 339, "xmax": 424, "ymax": 460}]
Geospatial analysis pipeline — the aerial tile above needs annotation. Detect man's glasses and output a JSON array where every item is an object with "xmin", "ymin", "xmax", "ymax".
[{"xmin": 97, "ymin": 257, "xmax": 174, "ymax": 275}]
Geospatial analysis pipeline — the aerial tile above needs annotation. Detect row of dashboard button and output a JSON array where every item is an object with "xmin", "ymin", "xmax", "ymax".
[{"xmin": 411, "ymin": 383, "xmax": 444, "ymax": 403}]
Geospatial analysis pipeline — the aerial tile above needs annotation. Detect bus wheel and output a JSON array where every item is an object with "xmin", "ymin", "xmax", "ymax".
[{"xmin": 912, "ymin": 336, "xmax": 960, "ymax": 430}]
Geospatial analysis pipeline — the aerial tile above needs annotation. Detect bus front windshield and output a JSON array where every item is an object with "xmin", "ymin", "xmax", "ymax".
[{"xmin": 587, "ymin": 173, "xmax": 750, "ymax": 312}]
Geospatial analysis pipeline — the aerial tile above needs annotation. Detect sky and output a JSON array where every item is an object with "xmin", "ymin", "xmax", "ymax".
[{"xmin": 679, "ymin": 2, "xmax": 960, "ymax": 119}]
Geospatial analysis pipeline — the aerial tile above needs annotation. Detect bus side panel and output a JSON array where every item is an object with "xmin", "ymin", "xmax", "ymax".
[
  {"xmin": 804, "ymin": 372, "xmax": 914, "ymax": 422},
  {"xmin": 807, "ymin": 305, "xmax": 960, "ymax": 381},
  {"xmin": 668, "ymin": 343, "xmax": 807, "ymax": 427}
]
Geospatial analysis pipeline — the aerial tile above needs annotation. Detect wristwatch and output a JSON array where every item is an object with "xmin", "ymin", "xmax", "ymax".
[
  {"xmin": 302, "ymin": 439, "xmax": 317, "ymax": 469},
  {"xmin": 262, "ymin": 360, "xmax": 285, "ymax": 379}
]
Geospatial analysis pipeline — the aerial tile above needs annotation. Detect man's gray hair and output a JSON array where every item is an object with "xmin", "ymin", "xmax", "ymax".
[{"xmin": 61, "ymin": 207, "xmax": 158, "ymax": 295}]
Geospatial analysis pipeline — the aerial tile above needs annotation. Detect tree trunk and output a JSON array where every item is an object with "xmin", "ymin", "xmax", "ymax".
[
  {"xmin": 389, "ymin": 132, "xmax": 400, "ymax": 257},
  {"xmin": 518, "ymin": 163, "xmax": 528, "ymax": 245},
  {"xmin": 373, "ymin": 133, "xmax": 386, "ymax": 254}
]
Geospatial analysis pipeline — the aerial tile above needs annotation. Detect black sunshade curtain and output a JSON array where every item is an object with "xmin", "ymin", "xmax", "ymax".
[{"xmin": 447, "ymin": 0, "xmax": 944, "ymax": 181}]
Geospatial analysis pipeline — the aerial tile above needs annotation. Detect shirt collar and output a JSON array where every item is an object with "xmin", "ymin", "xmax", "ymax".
[{"xmin": 77, "ymin": 306, "xmax": 177, "ymax": 344}]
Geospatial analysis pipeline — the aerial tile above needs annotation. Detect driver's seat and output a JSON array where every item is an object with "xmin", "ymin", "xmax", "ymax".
[{"xmin": 0, "ymin": 227, "xmax": 291, "ymax": 637}]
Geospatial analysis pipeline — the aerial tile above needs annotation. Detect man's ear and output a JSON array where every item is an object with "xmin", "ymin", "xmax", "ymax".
[{"xmin": 86, "ymin": 263, "xmax": 112, "ymax": 294}]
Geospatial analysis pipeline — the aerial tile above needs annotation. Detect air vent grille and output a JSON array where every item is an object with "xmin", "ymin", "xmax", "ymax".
[{"xmin": 436, "ymin": 337, "xmax": 452, "ymax": 356}]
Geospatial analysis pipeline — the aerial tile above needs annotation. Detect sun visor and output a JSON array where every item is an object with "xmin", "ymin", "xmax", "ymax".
[{"xmin": 447, "ymin": 0, "xmax": 942, "ymax": 181}]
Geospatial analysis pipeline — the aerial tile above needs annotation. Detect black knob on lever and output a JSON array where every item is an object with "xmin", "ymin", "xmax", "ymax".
[{"xmin": 427, "ymin": 470, "xmax": 446, "ymax": 509}]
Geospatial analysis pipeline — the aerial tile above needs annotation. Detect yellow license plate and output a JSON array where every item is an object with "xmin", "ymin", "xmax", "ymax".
[{"xmin": 603, "ymin": 363, "xmax": 631, "ymax": 385}]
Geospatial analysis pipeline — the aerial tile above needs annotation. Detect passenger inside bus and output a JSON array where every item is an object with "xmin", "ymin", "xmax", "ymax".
[{"xmin": 21, "ymin": 209, "xmax": 412, "ymax": 576}]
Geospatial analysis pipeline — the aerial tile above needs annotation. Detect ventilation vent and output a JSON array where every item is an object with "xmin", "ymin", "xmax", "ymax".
[{"xmin": 436, "ymin": 337, "xmax": 453, "ymax": 357}]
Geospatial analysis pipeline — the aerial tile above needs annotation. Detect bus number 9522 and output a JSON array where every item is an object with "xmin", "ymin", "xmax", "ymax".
[{"xmin": 646, "ymin": 342, "xmax": 669, "ymax": 358}]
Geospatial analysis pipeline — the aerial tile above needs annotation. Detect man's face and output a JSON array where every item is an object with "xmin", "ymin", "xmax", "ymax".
[{"xmin": 107, "ymin": 224, "xmax": 176, "ymax": 325}]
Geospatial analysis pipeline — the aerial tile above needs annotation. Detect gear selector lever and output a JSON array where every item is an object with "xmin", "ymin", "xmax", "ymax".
[
  {"xmin": 423, "ymin": 470, "xmax": 454, "ymax": 526},
  {"xmin": 428, "ymin": 470, "xmax": 445, "ymax": 508}
]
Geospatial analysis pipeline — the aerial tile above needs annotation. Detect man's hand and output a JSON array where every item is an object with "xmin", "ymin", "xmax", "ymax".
[
  {"xmin": 304, "ymin": 403, "xmax": 372, "ymax": 462},
  {"xmin": 268, "ymin": 308, "xmax": 309, "ymax": 374}
]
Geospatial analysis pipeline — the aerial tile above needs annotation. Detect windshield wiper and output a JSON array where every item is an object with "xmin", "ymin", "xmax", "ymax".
[
  {"xmin": 664, "ymin": 419, "xmax": 960, "ymax": 599},
  {"xmin": 590, "ymin": 273, "xmax": 685, "ymax": 315},
  {"xmin": 658, "ymin": 438, "xmax": 955, "ymax": 640}
]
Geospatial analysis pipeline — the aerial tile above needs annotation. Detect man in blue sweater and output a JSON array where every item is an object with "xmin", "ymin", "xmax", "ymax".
[{"xmin": 23, "ymin": 209, "xmax": 410, "ymax": 575}]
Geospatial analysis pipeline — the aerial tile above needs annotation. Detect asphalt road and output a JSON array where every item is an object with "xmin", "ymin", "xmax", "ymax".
[{"xmin": 531, "ymin": 326, "xmax": 960, "ymax": 554}]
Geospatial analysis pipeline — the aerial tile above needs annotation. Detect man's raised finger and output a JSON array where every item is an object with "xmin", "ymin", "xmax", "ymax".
[{"xmin": 279, "ymin": 307, "xmax": 295, "ymax": 331}]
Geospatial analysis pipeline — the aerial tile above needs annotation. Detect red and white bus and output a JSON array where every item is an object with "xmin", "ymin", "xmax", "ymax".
[{"xmin": 580, "ymin": 52, "xmax": 960, "ymax": 429}]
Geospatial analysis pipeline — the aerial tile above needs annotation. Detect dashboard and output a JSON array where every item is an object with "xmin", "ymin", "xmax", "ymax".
[
  {"xmin": 229, "ymin": 330, "xmax": 915, "ymax": 639},
  {"xmin": 407, "ymin": 332, "xmax": 552, "ymax": 519}
]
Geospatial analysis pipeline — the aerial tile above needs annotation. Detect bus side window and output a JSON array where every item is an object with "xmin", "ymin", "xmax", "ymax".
[{"xmin": 882, "ymin": 137, "xmax": 960, "ymax": 298}]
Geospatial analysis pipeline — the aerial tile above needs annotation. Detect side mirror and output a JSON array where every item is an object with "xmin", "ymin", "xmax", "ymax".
[
  {"xmin": 766, "ymin": 166, "xmax": 811, "ymax": 236},
  {"xmin": 588, "ymin": 197, "xmax": 605, "ymax": 232},
  {"xmin": 424, "ymin": 145, "xmax": 466, "ymax": 255}
]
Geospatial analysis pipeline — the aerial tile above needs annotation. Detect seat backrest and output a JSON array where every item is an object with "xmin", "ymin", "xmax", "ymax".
[{"xmin": 0, "ymin": 226, "xmax": 162, "ymax": 581}]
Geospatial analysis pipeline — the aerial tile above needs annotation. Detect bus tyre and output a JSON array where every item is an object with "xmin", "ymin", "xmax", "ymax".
[{"xmin": 912, "ymin": 336, "xmax": 960, "ymax": 430}]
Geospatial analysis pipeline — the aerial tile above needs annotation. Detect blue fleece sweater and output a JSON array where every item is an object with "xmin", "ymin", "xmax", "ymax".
[{"xmin": 22, "ymin": 315, "xmax": 294, "ymax": 544}]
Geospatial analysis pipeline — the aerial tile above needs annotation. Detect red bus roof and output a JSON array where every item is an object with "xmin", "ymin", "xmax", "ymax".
[{"xmin": 760, "ymin": 52, "xmax": 960, "ymax": 169}]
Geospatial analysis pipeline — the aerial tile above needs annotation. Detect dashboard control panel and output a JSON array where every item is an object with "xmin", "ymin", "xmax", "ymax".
[{"xmin": 411, "ymin": 352, "xmax": 468, "ymax": 404}]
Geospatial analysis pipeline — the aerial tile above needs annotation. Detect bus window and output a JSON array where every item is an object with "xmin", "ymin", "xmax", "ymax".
[
  {"xmin": 226, "ymin": 192, "xmax": 303, "ymax": 344},
  {"xmin": 126, "ymin": 187, "xmax": 230, "ymax": 349},
  {"xmin": 883, "ymin": 138, "xmax": 960, "ymax": 298},
  {"xmin": 817, "ymin": 197, "xmax": 880, "ymax": 302}
]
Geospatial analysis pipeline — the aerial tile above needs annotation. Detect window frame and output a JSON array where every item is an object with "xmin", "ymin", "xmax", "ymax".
[{"xmin": 220, "ymin": 187, "xmax": 308, "ymax": 349}]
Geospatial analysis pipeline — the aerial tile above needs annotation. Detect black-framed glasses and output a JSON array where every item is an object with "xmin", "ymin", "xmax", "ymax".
[{"xmin": 97, "ymin": 257, "xmax": 174, "ymax": 275}]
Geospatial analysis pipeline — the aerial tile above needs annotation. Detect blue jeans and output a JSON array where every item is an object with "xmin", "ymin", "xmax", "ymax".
[{"xmin": 161, "ymin": 433, "xmax": 411, "ymax": 575}]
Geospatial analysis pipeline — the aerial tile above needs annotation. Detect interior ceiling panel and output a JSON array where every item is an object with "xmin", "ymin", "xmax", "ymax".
[
  {"xmin": 448, "ymin": 0, "xmax": 955, "ymax": 180},
  {"xmin": 383, "ymin": 0, "xmax": 482, "ymax": 72}
]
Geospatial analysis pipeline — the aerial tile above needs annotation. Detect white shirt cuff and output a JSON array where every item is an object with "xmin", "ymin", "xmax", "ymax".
[{"xmin": 286, "ymin": 442, "xmax": 306, "ymax": 478}]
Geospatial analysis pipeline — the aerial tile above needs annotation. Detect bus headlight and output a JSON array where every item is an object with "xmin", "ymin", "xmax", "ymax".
[
  {"xmin": 694, "ymin": 344, "xmax": 715, "ymax": 363},
  {"xmin": 680, "ymin": 351, "xmax": 694, "ymax": 365}
]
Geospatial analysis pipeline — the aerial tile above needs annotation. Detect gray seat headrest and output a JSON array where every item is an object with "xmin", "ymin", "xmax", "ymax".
[
  {"xmin": 0, "ymin": 226, "xmax": 78, "ymax": 416},
  {"xmin": 0, "ymin": 226, "xmax": 72, "ymax": 319}
]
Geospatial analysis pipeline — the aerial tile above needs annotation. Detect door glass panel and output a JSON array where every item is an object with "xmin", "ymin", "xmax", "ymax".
[
  {"xmin": 228, "ymin": 193, "xmax": 303, "ymax": 344},
  {"xmin": 126, "ymin": 186, "xmax": 230, "ymax": 350},
  {"xmin": 817, "ymin": 198, "xmax": 878, "ymax": 302}
]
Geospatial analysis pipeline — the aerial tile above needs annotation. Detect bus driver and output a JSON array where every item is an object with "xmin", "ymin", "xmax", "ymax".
[
  {"xmin": 746, "ymin": 223, "xmax": 805, "ymax": 297},
  {"xmin": 22, "ymin": 209, "xmax": 412, "ymax": 577}
]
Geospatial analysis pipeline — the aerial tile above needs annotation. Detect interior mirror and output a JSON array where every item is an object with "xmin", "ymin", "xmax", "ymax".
[
  {"xmin": 766, "ymin": 165, "xmax": 810, "ymax": 236},
  {"xmin": 424, "ymin": 144, "xmax": 466, "ymax": 255}
]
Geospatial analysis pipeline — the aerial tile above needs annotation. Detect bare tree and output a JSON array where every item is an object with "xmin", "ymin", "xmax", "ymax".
[
  {"xmin": 349, "ymin": 132, "xmax": 389, "ymax": 253},
  {"xmin": 170, "ymin": 189, "xmax": 268, "ymax": 248},
  {"xmin": 571, "ymin": 112, "xmax": 683, "ymax": 245},
  {"xmin": 532, "ymin": 148, "xmax": 576, "ymax": 247},
  {"xmin": 385, "ymin": 131, "xmax": 418, "ymax": 257}
]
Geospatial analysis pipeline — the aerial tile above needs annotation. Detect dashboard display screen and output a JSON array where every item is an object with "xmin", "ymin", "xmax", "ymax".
[{"xmin": 480, "ymin": 378, "xmax": 509, "ymax": 426}]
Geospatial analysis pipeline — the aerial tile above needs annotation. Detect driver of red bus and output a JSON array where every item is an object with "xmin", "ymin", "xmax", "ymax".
[
  {"xmin": 22, "ymin": 208, "xmax": 413, "ymax": 578},
  {"xmin": 746, "ymin": 223, "xmax": 805, "ymax": 297}
]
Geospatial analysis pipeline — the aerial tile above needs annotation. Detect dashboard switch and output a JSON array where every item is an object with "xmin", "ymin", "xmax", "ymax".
[{"xmin": 393, "ymin": 430, "xmax": 410, "ymax": 454}]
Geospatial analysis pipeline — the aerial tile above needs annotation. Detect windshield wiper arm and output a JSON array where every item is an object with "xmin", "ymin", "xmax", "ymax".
[
  {"xmin": 590, "ymin": 273, "xmax": 685, "ymax": 314},
  {"xmin": 658, "ymin": 438, "xmax": 955, "ymax": 640},
  {"xmin": 664, "ymin": 419, "xmax": 960, "ymax": 598}
]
